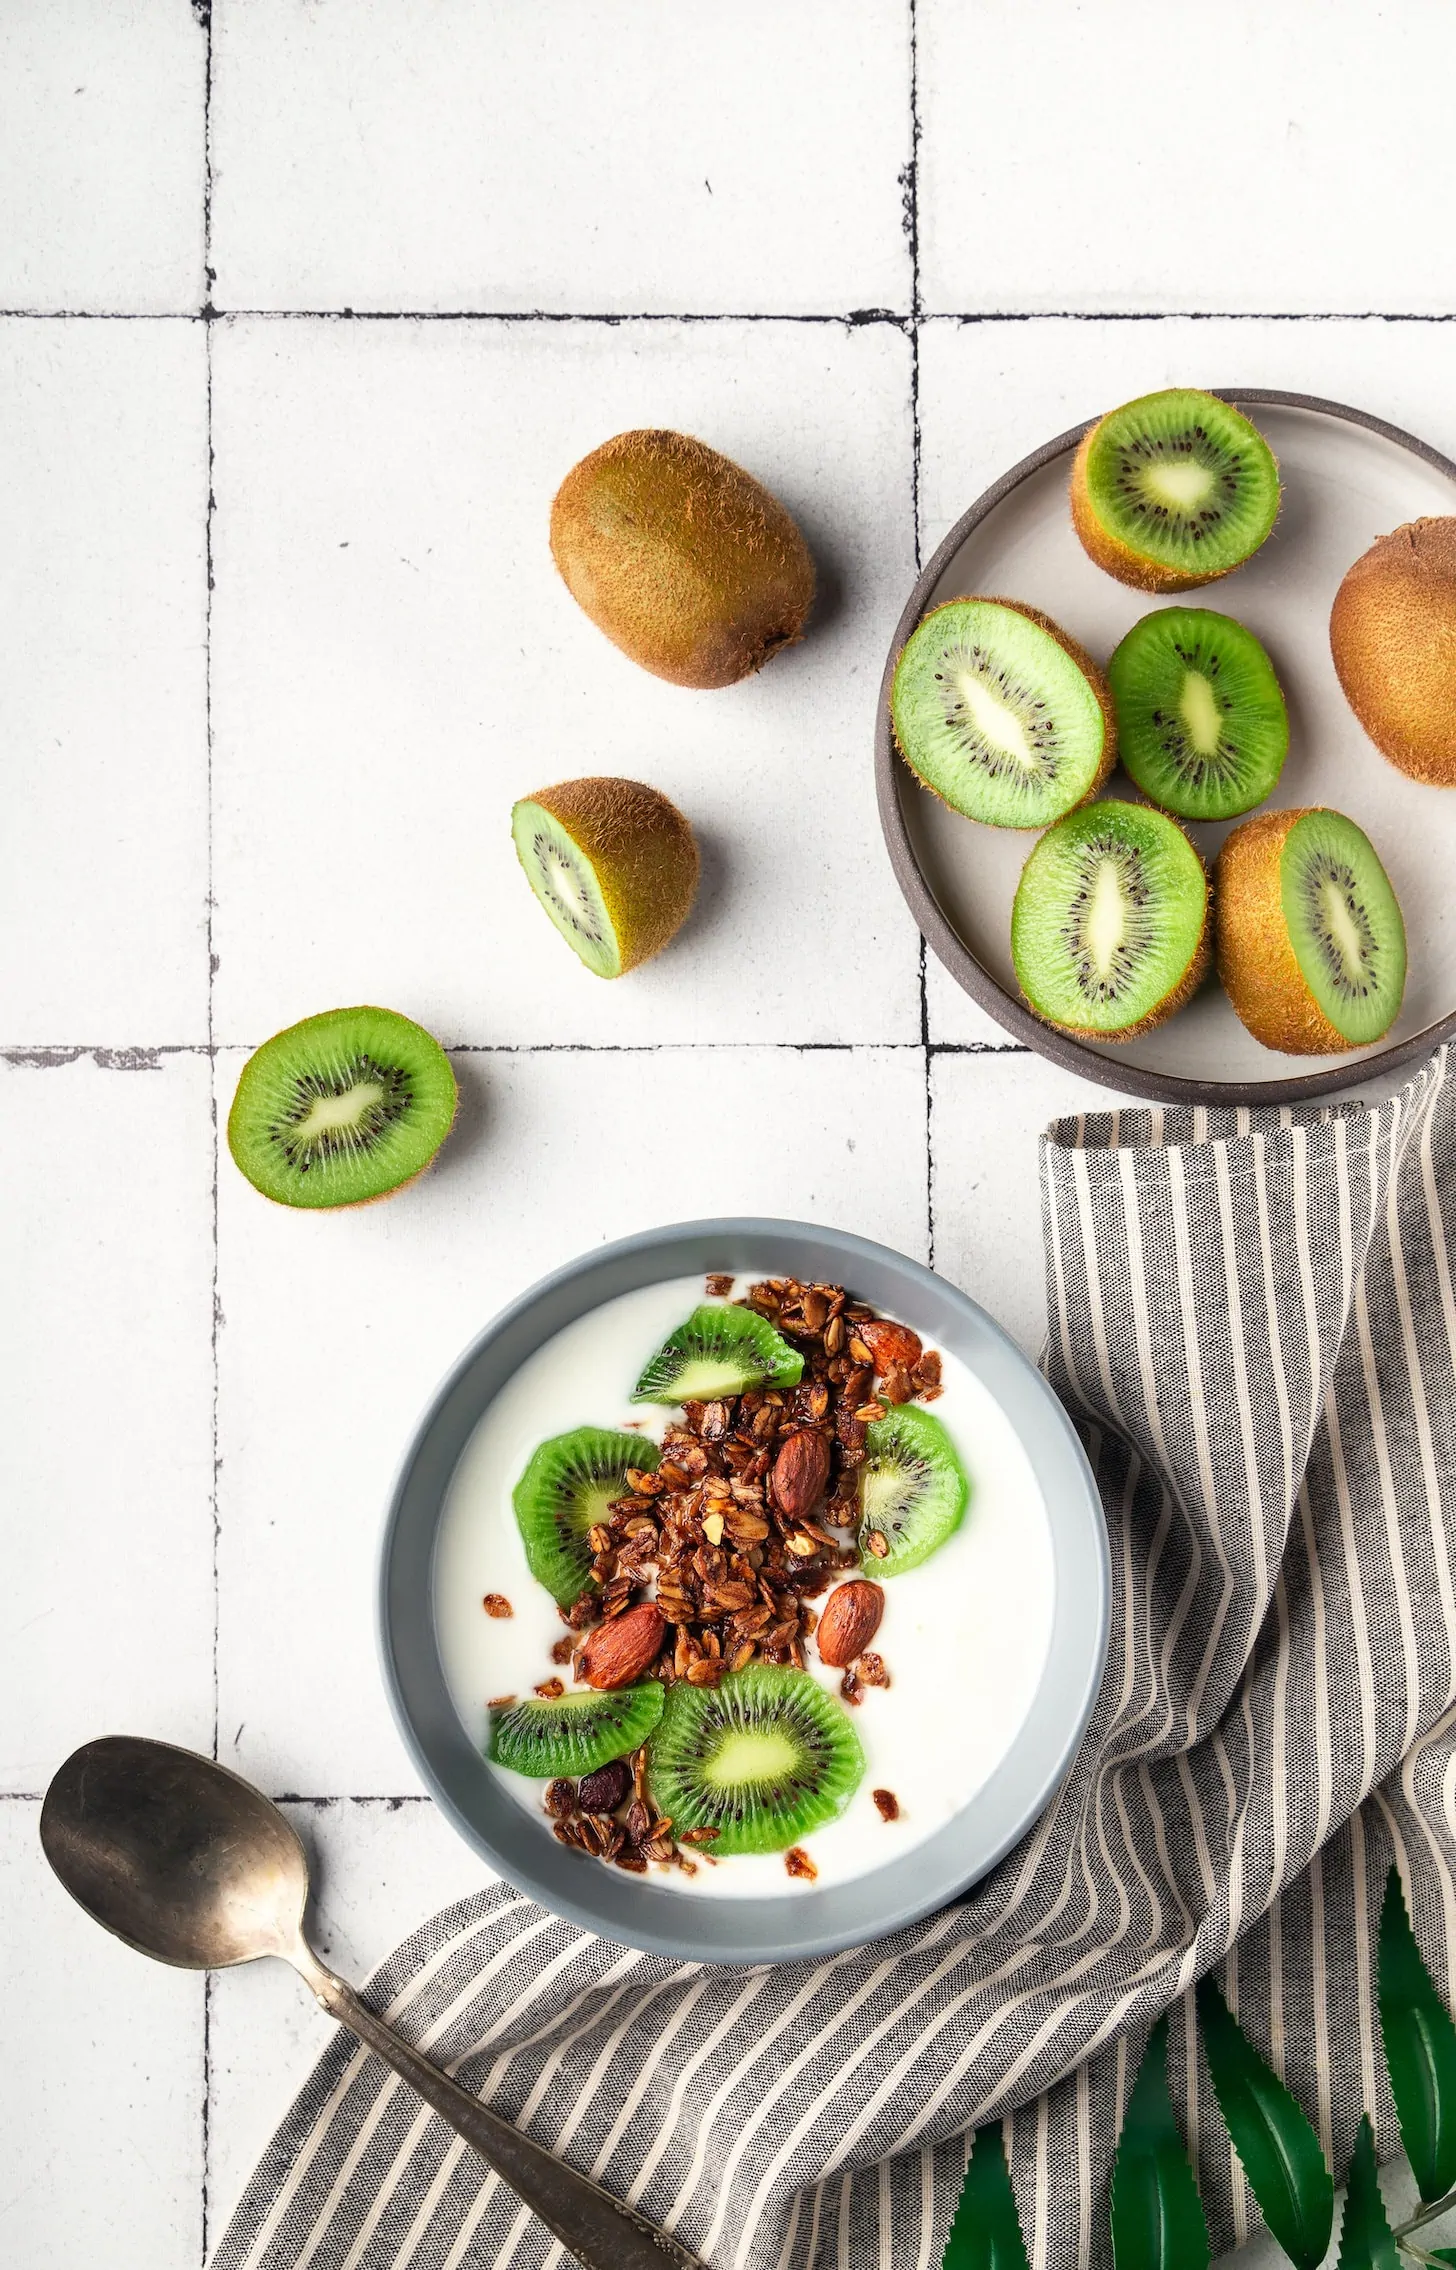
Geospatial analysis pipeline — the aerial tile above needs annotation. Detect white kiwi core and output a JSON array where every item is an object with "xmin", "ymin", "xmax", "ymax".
[
  {"xmin": 293, "ymin": 1080, "xmax": 386, "ymax": 1139},
  {"xmin": 1141, "ymin": 459, "xmax": 1216, "ymax": 512},
  {"xmin": 1178, "ymin": 670, "xmax": 1222, "ymax": 756},
  {"xmin": 953, "ymin": 669, "xmax": 1039, "ymax": 773}
]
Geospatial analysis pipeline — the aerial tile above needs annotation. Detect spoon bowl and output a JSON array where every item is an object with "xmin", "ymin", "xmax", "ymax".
[{"xmin": 41, "ymin": 1734, "xmax": 308, "ymax": 1969}]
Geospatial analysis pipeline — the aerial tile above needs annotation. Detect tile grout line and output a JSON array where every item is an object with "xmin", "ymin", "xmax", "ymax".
[
  {"xmin": 8, "ymin": 305, "xmax": 1456, "ymax": 324},
  {"xmin": 906, "ymin": 0, "xmax": 935, "ymax": 1276},
  {"xmin": 1, "ymin": 1039, "xmax": 1032, "ymax": 1059},
  {"xmin": 200, "ymin": 3, "xmax": 217, "ymax": 2258}
]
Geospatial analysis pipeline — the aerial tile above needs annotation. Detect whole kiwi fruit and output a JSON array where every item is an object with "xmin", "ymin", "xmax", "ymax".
[
  {"xmin": 1330, "ymin": 518, "xmax": 1456, "ymax": 784},
  {"xmin": 549, "ymin": 429, "xmax": 815, "ymax": 689}
]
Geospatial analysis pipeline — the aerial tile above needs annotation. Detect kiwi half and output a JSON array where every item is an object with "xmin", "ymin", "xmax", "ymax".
[
  {"xmin": 1012, "ymin": 800, "xmax": 1210, "ymax": 1041},
  {"xmin": 550, "ymin": 430, "xmax": 815, "ymax": 689},
  {"xmin": 1072, "ymin": 390, "xmax": 1280, "ymax": 594},
  {"xmin": 1330, "ymin": 518, "xmax": 1456, "ymax": 784},
  {"xmin": 891, "ymin": 598, "xmax": 1116, "ymax": 828},
  {"xmin": 513, "ymin": 1426, "xmax": 660, "ymax": 1607},
  {"xmin": 1216, "ymin": 807, "xmax": 1407, "ymax": 1053},
  {"xmin": 632, "ymin": 1304, "xmax": 803, "ymax": 1405},
  {"xmin": 512, "ymin": 776, "xmax": 698, "ymax": 978},
  {"xmin": 226, "ymin": 1006, "xmax": 457, "ymax": 1208},
  {"xmin": 489, "ymin": 1683, "xmax": 665, "ymax": 1779},
  {"xmin": 647, "ymin": 1664, "xmax": 863, "ymax": 1855},
  {"xmin": 857, "ymin": 1404, "xmax": 969, "ymax": 1577},
  {"xmin": 1107, "ymin": 608, "xmax": 1289, "ymax": 821}
]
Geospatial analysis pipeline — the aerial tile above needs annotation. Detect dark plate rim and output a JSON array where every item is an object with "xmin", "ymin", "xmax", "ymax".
[{"xmin": 874, "ymin": 387, "xmax": 1456, "ymax": 1107}]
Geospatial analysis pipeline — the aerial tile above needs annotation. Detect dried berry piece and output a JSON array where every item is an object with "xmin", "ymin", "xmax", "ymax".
[
  {"xmin": 534, "ymin": 1677, "xmax": 566, "ymax": 1700},
  {"xmin": 578, "ymin": 1758, "xmax": 632, "ymax": 1815},
  {"xmin": 784, "ymin": 1846, "xmax": 818, "ymax": 1881},
  {"xmin": 872, "ymin": 1789, "xmax": 900, "ymax": 1822},
  {"xmin": 482, "ymin": 1593, "xmax": 513, "ymax": 1618}
]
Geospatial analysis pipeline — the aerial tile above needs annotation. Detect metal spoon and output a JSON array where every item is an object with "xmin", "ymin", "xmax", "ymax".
[{"xmin": 41, "ymin": 1735, "xmax": 701, "ymax": 2270}]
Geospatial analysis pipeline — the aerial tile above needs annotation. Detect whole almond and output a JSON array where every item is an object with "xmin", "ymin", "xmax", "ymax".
[
  {"xmin": 858, "ymin": 1318, "xmax": 923, "ymax": 1376},
  {"xmin": 580, "ymin": 1602, "xmax": 665, "ymax": 1690},
  {"xmin": 815, "ymin": 1579, "xmax": 884, "ymax": 1669},
  {"xmin": 772, "ymin": 1428, "xmax": 832, "ymax": 1520}
]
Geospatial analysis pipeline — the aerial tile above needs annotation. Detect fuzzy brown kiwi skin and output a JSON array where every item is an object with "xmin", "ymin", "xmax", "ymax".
[
  {"xmin": 523, "ymin": 776, "xmax": 699, "ymax": 975},
  {"xmin": 891, "ymin": 597, "xmax": 1117, "ymax": 827},
  {"xmin": 1330, "ymin": 518, "xmax": 1456, "ymax": 785},
  {"xmin": 1019, "ymin": 820, "xmax": 1211, "ymax": 1044},
  {"xmin": 1215, "ymin": 810, "xmax": 1349, "ymax": 1054},
  {"xmin": 1070, "ymin": 420, "xmax": 1278, "ymax": 595},
  {"xmin": 550, "ymin": 431, "xmax": 815, "ymax": 690}
]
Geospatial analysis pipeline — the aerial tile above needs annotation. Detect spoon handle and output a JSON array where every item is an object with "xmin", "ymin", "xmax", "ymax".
[{"xmin": 303, "ymin": 1961, "xmax": 705, "ymax": 2270}]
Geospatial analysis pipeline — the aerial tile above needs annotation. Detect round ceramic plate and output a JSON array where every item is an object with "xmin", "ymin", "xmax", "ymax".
[
  {"xmin": 379, "ymin": 1219, "xmax": 1108, "ymax": 1965},
  {"xmin": 876, "ymin": 390, "xmax": 1456, "ymax": 1105}
]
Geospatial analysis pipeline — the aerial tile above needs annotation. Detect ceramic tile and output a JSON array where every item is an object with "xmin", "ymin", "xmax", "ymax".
[
  {"xmin": 915, "ymin": 314, "xmax": 1456, "ymax": 1047},
  {"xmin": 0, "ymin": 0, "xmax": 205, "ymax": 313},
  {"xmin": 215, "ymin": 1042, "xmax": 928, "ymax": 1796},
  {"xmin": 0, "ymin": 319, "xmax": 209, "ymax": 1042},
  {"xmin": 209, "ymin": 315, "xmax": 919, "ymax": 1050},
  {"xmin": 207, "ymin": 1797, "xmax": 487, "ymax": 2230},
  {"xmin": 209, "ymin": 0, "xmax": 909, "ymax": 316},
  {"xmin": 0, "ymin": 1053, "xmax": 215, "ymax": 1791},
  {"xmin": 931, "ymin": 1051, "xmax": 1138, "ymax": 1359},
  {"xmin": 0, "ymin": 1802, "xmax": 204, "ymax": 2269},
  {"xmin": 917, "ymin": 0, "xmax": 1456, "ymax": 316}
]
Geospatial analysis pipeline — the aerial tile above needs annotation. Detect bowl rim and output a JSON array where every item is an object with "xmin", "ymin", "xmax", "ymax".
[
  {"xmin": 874, "ymin": 386, "xmax": 1456, "ymax": 1107},
  {"xmin": 378, "ymin": 1217, "xmax": 1109, "ymax": 1964}
]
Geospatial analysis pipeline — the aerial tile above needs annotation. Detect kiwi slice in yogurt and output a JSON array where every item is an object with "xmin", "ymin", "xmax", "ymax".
[
  {"xmin": 488, "ymin": 1683, "xmax": 665, "ymax": 1778},
  {"xmin": 631, "ymin": 1304, "xmax": 803, "ymax": 1405},
  {"xmin": 513, "ymin": 1426, "xmax": 659, "ymax": 1607},
  {"xmin": 857, "ymin": 1404, "xmax": 970, "ymax": 1577}
]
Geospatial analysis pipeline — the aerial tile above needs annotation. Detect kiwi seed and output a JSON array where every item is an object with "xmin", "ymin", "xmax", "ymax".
[
  {"xmin": 1071, "ymin": 389, "xmax": 1281, "ymax": 594},
  {"xmin": 891, "ymin": 597, "xmax": 1116, "ymax": 829},
  {"xmin": 1216, "ymin": 807, "xmax": 1407, "ymax": 1054},
  {"xmin": 1011, "ymin": 799, "xmax": 1210, "ymax": 1041},
  {"xmin": 226, "ymin": 1005, "xmax": 457, "ymax": 1209},
  {"xmin": 1330, "ymin": 517, "xmax": 1456, "ymax": 785},
  {"xmin": 550, "ymin": 430, "xmax": 815, "ymax": 689},
  {"xmin": 512, "ymin": 776, "xmax": 699, "ymax": 979}
]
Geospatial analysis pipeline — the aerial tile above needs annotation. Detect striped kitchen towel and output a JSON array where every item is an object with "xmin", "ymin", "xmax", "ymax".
[{"xmin": 216, "ymin": 1047, "xmax": 1456, "ymax": 2270}]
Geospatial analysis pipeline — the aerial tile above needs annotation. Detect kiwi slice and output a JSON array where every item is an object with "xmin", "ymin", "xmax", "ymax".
[
  {"xmin": 488, "ymin": 1682, "xmax": 665, "ymax": 1779},
  {"xmin": 891, "ymin": 598, "xmax": 1116, "ymax": 829},
  {"xmin": 1216, "ymin": 807, "xmax": 1407, "ymax": 1053},
  {"xmin": 1072, "ymin": 390, "xmax": 1281, "ymax": 594},
  {"xmin": 1012, "ymin": 800, "xmax": 1210, "ymax": 1041},
  {"xmin": 647, "ymin": 1665, "xmax": 863, "ymax": 1855},
  {"xmin": 1107, "ymin": 609, "xmax": 1289, "ymax": 821},
  {"xmin": 857, "ymin": 1404, "xmax": 969, "ymax": 1577},
  {"xmin": 631, "ymin": 1304, "xmax": 803, "ymax": 1405},
  {"xmin": 513, "ymin": 1426, "xmax": 660, "ymax": 1607},
  {"xmin": 226, "ymin": 1006, "xmax": 457, "ymax": 1209},
  {"xmin": 512, "ymin": 776, "xmax": 698, "ymax": 979}
]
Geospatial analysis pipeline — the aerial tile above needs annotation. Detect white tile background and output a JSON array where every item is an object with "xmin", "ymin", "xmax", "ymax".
[{"xmin": 4, "ymin": 3, "xmax": 1452, "ymax": 2265}]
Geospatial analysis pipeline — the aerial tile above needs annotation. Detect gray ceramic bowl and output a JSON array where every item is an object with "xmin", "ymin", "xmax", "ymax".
[{"xmin": 379, "ymin": 1220, "xmax": 1108, "ymax": 1964}]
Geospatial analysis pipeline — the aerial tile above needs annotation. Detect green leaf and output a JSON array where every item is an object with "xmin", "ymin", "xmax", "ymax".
[
  {"xmin": 1334, "ymin": 2117, "xmax": 1398, "ymax": 2270},
  {"xmin": 941, "ymin": 2123, "xmax": 1031, "ymax": 2270},
  {"xmin": 1379, "ymin": 1865, "xmax": 1456, "ymax": 2202},
  {"xmin": 1110, "ymin": 2017, "xmax": 1211, "ymax": 2270},
  {"xmin": 1424, "ymin": 2253, "xmax": 1456, "ymax": 2266},
  {"xmin": 1196, "ymin": 1976, "xmax": 1334, "ymax": 2269}
]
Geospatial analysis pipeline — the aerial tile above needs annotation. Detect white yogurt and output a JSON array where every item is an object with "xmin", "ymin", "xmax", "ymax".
[{"xmin": 434, "ymin": 1275, "xmax": 1055, "ymax": 1898}]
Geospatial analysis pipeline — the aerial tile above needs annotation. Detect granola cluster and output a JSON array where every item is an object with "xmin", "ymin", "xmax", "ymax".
[
  {"xmin": 531, "ymin": 1274, "xmax": 937, "ymax": 1874},
  {"xmin": 559, "ymin": 1275, "xmax": 942, "ymax": 1693}
]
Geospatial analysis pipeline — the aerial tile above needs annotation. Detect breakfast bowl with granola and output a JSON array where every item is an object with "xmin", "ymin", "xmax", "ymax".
[{"xmin": 380, "ymin": 1221, "xmax": 1107, "ymax": 1963}]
